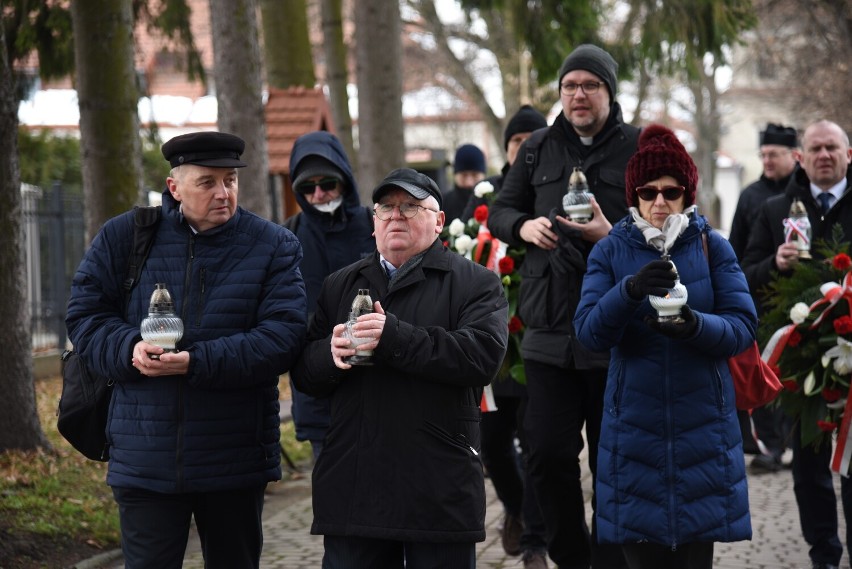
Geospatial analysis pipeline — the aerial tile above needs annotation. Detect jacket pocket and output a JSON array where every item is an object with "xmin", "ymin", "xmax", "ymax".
[
  {"xmin": 609, "ymin": 359, "xmax": 625, "ymax": 417},
  {"xmin": 531, "ymin": 160, "xmax": 565, "ymax": 187},
  {"xmin": 422, "ymin": 420, "xmax": 479, "ymax": 457},
  {"xmin": 597, "ymin": 166, "xmax": 626, "ymax": 190},
  {"xmin": 518, "ymin": 248, "xmax": 553, "ymax": 329}
]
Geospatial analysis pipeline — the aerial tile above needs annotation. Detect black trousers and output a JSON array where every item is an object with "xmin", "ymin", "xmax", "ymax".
[
  {"xmin": 523, "ymin": 360, "xmax": 627, "ymax": 569},
  {"xmin": 792, "ymin": 423, "xmax": 852, "ymax": 565},
  {"xmin": 112, "ymin": 484, "xmax": 266, "ymax": 569},
  {"xmin": 621, "ymin": 541, "xmax": 713, "ymax": 569},
  {"xmin": 480, "ymin": 394, "xmax": 547, "ymax": 551},
  {"xmin": 322, "ymin": 535, "xmax": 475, "ymax": 569}
]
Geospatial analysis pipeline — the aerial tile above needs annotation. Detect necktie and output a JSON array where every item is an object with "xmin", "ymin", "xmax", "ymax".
[
  {"xmin": 818, "ymin": 193, "xmax": 832, "ymax": 214},
  {"xmin": 382, "ymin": 260, "xmax": 397, "ymax": 280}
]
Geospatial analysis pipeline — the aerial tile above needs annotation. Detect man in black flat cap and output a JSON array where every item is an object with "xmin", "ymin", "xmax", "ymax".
[
  {"xmin": 729, "ymin": 123, "xmax": 799, "ymax": 473},
  {"xmin": 291, "ymin": 168, "xmax": 508, "ymax": 569},
  {"xmin": 729, "ymin": 123, "xmax": 799, "ymax": 260},
  {"xmin": 66, "ymin": 131, "xmax": 308, "ymax": 568}
]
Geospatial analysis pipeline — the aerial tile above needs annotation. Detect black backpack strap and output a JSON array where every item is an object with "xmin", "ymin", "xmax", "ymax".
[
  {"xmin": 282, "ymin": 212, "xmax": 301, "ymax": 233},
  {"xmin": 123, "ymin": 206, "xmax": 162, "ymax": 306},
  {"xmin": 523, "ymin": 127, "xmax": 548, "ymax": 183}
]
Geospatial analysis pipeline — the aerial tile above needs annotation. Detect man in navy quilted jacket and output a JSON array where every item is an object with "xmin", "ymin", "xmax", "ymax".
[{"xmin": 66, "ymin": 131, "xmax": 308, "ymax": 569}]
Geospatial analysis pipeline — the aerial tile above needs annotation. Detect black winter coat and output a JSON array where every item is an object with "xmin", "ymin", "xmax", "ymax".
[
  {"xmin": 740, "ymin": 165, "xmax": 852, "ymax": 310},
  {"xmin": 728, "ymin": 169, "xmax": 796, "ymax": 260},
  {"xmin": 488, "ymin": 108, "xmax": 640, "ymax": 368},
  {"xmin": 291, "ymin": 240, "xmax": 509, "ymax": 543}
]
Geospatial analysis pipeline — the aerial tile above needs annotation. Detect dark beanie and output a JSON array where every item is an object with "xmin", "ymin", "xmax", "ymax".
[
  {"xmin": 504, "ymin": 105, "xmax": 548, "ymax": 150},
  {"xmin": 625, "ymin": 124, "xmax": 698, "ymax": 208},
  {"xmin": 760, "ymin": 123, "xmax": 797, "ymax": 148},
  {"xmin": 557, "ymin": 44, "xmax": 618, "ymax": 99},
  {"xmin": 292, "ymin": 155, "xmax": 346, "ymax": 190},
  {"xmin": 453, "ymin": 144, "xmax": 486, "ymax": 174}
]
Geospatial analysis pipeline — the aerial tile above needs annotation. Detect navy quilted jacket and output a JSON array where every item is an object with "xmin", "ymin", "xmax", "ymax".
[
  {"xmin": 574, "ymin": 213, "xmax": 755, "ymax": 547},
  {"xmin": 66, "ymin": 191, "xmax": 307, "ymax": 493}
]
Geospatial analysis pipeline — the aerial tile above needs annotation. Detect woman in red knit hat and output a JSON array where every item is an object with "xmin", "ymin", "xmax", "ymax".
[{"xmin": 572, "ymin": 124, "xmax": 757, "ymax": 568}]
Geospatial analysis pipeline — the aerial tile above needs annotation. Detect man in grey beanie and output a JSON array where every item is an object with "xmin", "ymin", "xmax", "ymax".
[{"xmin": 489, "ymin": 43, "xmax": 638, "ymax": 569}]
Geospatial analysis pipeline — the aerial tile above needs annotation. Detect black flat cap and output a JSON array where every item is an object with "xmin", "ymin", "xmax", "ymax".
[
  {"xmin": 372, "ymin": 168, "xmax": 443, "ymax": 209},
  {"xmin": 162, "ymin": 131, "xmax": 247, "ymax": 168},
  {"xmin": 760, "ymin": 124, "xmax": 798, "ymax": 148}
]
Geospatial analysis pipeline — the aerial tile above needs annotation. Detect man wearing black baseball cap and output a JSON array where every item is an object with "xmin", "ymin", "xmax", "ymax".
[
  {"xmin": 292, "ymin": 168, "xmax": 509, "ymax": 568},
  {"xmin": 728, "ymin": 123, "xmax": 799, "ymax": 474},
  {"xmin": 67, "ymin": 130, "xmax": 308, "ymax": 568}
]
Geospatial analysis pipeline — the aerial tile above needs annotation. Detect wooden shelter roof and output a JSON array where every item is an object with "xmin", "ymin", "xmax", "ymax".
[{"xmin": 265, "ymin": 87, "xmax": 336, "ymax": 175}]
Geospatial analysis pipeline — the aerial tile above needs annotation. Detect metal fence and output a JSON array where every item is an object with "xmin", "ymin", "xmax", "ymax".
[{"xmin": 23, "ymin": 182, "xmax": 86, "ymax": 353}]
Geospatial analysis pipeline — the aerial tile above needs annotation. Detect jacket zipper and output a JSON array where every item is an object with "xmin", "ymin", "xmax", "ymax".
[{"xmin": 176, "ymin": 235, "xmax": 194, "ymax": 491}]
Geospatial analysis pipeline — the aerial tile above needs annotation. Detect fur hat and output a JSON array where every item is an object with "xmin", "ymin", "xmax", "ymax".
[
  {"xmin": 625, "ymin": 124, "xmax": 698, "ymax": 208},
  {"xmin": 292, "ymin": 155, "xmax": 346, "ymax": 190},
  {"xmin": 453, "ymin": 144, "xmax": 486, "ymax": 174},
  {"xmin": 760, "ymin": 123, "xmax": 797, "ymax": 148},
  {"xmin": 557, "ymin": 44, "xmax": 618, "ymax": 98},
  {"xmin": 504, "ymin": 105, "xmax": 548, "ymax": 150}
]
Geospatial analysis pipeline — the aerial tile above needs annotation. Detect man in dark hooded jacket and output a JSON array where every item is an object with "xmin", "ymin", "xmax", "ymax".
[{"xmin": 286, "ymin": 131, "xmax": 375, "ymax": 460}]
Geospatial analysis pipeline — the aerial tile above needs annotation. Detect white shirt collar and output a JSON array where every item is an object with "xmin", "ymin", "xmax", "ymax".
[{"xmin": 811, "ymin": 179, "xmax": 848, "ymax": 204}]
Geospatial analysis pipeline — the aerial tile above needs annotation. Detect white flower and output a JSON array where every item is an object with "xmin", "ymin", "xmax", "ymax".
[
  {"xmin": 790, "ymin": 302, "xmax": 810, "ymax": 324},
  {"xmin": 448, "ymin": 218, "xmax": 466, "ymax": 237},
  {"xmin": 824, "ymin": 337, "xmax": 852, "ymax": 375},
  {"xmin": 474, "ymin": 181, "xmax": 494, "ymax": 198},
  {"xmin": 454, "ymin": 234, "xmax": 475, "ymax": 255},
  {"xmin": 820, "ymin": 282, "xmax": 841, "ymax": 297}
]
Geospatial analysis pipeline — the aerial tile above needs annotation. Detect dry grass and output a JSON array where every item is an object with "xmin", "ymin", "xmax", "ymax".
[{"xmin": 0, "ymin": 375, "xmax": 312, "ymax": 566}]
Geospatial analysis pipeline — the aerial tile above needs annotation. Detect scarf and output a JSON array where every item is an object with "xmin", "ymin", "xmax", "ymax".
[{"xmin": 629, "ymin": 205, "xmax": 697, "ymax": 256}]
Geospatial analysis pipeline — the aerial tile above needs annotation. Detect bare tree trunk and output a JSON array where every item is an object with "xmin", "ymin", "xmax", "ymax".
[
  {"xmin": 414, "ymin": 0, "xmax": 504, "ymax": 151},
  {"xmin": 260, "ymin": 0, "xmax": 315, "ymax": 88},
  {"xmin": 0, "ymin": 20, "xmax": 47, "ymax": 453},
  {"xmin": 690, "ymin": 62, "xmax": 722, "ymax": 228},
  {"xmin": 320, "ymin": 0, "xmax": 356, "ymax": 163},
  {"xmin": 209, "ymin": 0, "xmax": 271, "ymax": 219},
  {"xmin": 353, "ymin": 0, "xmax": 406, "ymax": 196},
  {"xmin": 71, "ymin": 0, "xmax": 143, "ymax": 244}
]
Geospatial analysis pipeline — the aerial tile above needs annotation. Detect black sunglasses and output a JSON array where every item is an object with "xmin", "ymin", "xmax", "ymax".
[
  {"xmin": 295, "ymin": 178, "xmax": 340, "ymax": 194},
  {"xmin": 636, "ymin": 185, "xmax": 686, "ymax": 202}
]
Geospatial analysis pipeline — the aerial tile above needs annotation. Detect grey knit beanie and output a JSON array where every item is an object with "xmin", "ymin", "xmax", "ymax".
[{"xmin": 557, "ymin": 44, "xmax": 618, "ymax": 99}]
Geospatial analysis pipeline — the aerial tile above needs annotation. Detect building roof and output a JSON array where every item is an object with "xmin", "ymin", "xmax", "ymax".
[{"xmin": 265, "ymin": 87, "xmax": 336, "ymax": 175}]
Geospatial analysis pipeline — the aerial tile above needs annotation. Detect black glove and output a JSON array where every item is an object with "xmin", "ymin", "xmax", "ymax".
[
  {"xmin": 627, "ymin": 260, "xmax": 676, "ymax": 300},
  {"xmin": 644, "ymin": 305, "xmax": 699, "ymax": 339}
]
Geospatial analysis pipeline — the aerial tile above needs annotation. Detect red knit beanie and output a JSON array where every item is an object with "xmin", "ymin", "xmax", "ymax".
[{"xmin": 625, "ymin": 124, "xmax": 698, "ymax": 208}]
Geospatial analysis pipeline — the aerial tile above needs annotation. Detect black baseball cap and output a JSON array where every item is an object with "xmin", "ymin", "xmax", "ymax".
[{"xmin": 372, "ymin": 168, "xmax": 443, "ymax": 209}]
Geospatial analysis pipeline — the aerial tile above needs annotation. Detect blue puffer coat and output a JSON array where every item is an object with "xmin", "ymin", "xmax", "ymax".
[
  {"xmin": 66, "ymin": 190, "xmax": 307, "ymax": 493},
  {"xmin": 573, "ymin": 213, "xmax": 755, "ymax": 547}
]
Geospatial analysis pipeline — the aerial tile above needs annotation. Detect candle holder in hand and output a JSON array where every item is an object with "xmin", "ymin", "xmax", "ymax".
[
  {"xmin": 648, "ymin": 257, "xmax": 688, "ymax": 323},
  {"xmin": 140, "ymin": 283, "xmax": 184, "ymax": 359},
  {"xmin": 343, "ymin": 288, "xmax": 374, "ymax": 366},
  {"xmin": 562, "ymin": 167, "xmax": 594, "ymax": 223}
]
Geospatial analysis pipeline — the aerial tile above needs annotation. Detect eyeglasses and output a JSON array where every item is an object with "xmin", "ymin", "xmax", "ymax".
[
  {"xmin": 635, "ymin": 185, "xmax": 686, "ymax": 202},
  {"xmin": 758, "ymin": 150, "xmax": 792, "ymax": 160},
  {"xmin": 559, "ymin": 81, "xmax": 604, "ymax": 97},
  {"xmin": 295, "ymin": 178, "xmax": 341, "ymax": 194},
  {"xmin": 374, "ymin": 203, "xmax": 439, "ymax": 220}
]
